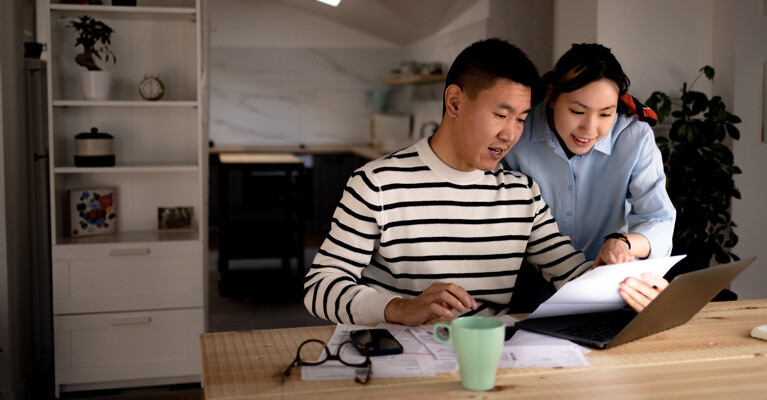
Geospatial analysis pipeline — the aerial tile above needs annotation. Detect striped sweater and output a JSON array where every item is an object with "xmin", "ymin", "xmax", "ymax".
[{"xmin": 304, "ymin": 138, "xmax": 593, "ymax": 325}]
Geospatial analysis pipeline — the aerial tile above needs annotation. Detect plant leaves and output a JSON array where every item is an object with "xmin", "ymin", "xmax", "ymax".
[{"xmin": 700, "ymin": 65, "xmax": 715, "ymax": 80}]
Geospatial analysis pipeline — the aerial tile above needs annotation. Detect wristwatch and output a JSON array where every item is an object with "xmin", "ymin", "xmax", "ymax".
[{"xmin": 604, "ymin": 232, "xmax": 631, "ymax": 249}]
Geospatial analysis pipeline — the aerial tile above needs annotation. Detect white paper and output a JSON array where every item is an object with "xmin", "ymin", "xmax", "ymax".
[
  {"xmin": 301, "ymin": 323, "xmax": 436, "ymax": 381},
  {"xmin": 499, "ymin": 345, "xmax": 590, "ymax": 368},
  {"xmin": 527, "ymin": 255, "xmax": 685, "ymax": 319}
]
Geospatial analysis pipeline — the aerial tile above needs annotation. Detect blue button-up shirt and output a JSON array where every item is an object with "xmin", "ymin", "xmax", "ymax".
[{"xmin": 505, "ymin": 103, "xmax": 676, "ymax": 260}]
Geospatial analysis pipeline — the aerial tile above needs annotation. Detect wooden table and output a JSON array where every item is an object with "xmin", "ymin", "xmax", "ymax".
[{"xmin": 200, "ymin": 300, "xmax": 767, "ymax": 399}]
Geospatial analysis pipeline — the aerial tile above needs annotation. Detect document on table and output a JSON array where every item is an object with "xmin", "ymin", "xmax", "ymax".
[
  {"xmin": 301, "ymin": 322, "xmax": 450, "ymax": 381},
  {"xmin": 302, "ymin": 316, "xmax": 590, "ymax": 381},
  {"xmin": 527, "ymin": 255, "xmax": 685, "ymax": 319}
]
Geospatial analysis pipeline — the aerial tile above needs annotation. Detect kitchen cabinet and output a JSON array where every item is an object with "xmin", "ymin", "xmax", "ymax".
[{"xmin": 37, "ymin": 0, "xmax": 207, "ymax": 396}]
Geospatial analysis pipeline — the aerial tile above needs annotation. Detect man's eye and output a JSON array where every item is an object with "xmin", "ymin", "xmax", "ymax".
[
  {"xmin": 495, "ymin": 113, "xmax": 507, "ymax": 119},
  {"xmin": 517, "ymin": 118, "xmax": 526, "ymax": 124}
]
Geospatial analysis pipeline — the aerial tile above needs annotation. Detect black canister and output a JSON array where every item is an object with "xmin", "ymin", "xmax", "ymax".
[{"xmin": 74, "ymin": 127, "xmax": 115, "ymax": 167}]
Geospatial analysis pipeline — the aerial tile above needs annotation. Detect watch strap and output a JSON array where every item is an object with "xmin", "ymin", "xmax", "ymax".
[{"xmin": 604, "ymin": 232, "xmax": 631, "ymax": 249}]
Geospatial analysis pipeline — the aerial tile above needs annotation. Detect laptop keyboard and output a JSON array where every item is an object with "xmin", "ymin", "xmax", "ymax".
[{"xmin": 556, "ymin": 312, "xmax": 635, "ymax": 342}]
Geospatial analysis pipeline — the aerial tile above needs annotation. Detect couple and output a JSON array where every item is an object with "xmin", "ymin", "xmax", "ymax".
[{"xmin": 304, "ymin": 38, "xmax": 676, "ymax": 327}]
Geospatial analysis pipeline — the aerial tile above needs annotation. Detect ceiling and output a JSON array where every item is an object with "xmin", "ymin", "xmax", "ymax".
[{"xmin": 273, "ymin": 0, "xmax": 479, "ymax": 45}]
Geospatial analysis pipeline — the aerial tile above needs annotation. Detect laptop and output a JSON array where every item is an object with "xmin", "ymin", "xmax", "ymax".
[{"xmin": 515, "ymin": 257, "xmax": 755, "ymax": 349}]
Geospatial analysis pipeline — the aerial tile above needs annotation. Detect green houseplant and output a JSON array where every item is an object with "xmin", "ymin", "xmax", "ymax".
[
  {"xmin": 67, "ymin": 15, "xmax": 116, "ymax": 100},
  {"xmin": 68, "ymin": 15, "xmax": 116, "ymax": 71},
  {"xmin": 645, "ymin": 66, "xmax": 742, "ymax": 281}
]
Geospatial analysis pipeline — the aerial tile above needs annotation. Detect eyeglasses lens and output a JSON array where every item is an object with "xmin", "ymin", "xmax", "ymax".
[{"xmin": 298, "ymin": 339, "xmax": 328, "ymax": 365}]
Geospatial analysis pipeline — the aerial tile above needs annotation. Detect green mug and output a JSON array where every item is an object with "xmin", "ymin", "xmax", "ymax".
[{"xmin": 433, "ymin": 316, "xmax": 504, "ymax": 391}]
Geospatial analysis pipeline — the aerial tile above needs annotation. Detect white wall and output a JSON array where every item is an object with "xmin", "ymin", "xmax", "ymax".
[
  {"xmin": 730, "ymin": 0, "xmax": 767, "ymax": 299},
  {"xmin": 209, "ymin": 0, "xmax": 402, "ymax": 146},
  {"xmin": 211, "ymin": 0, "xmax": 397, "ymax": 48},
  {"xmin": 554, "ymin": 0, "xmax": 767, "ymax": 299}
]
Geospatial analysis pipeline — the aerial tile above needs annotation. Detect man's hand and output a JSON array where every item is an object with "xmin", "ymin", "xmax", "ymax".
[
  {"xmin": 594, "ymin": 239, "xmax": 634, "ymax": 267},
  {"xmin": 384, "ymin": 282, "xmax": 477, "ymax": 326},
  {"xmin": 619, "ymin": 272, "xmax": 669, "ymax": 312}
]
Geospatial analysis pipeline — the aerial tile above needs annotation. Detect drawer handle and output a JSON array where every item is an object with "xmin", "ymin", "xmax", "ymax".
[
  {"xmin": 109, "ymin": 248, "xmax": 151, "ymax": 257},
  {"xmin": 110, "ymin": 316, "xmax": 152, "ymax": 326}
]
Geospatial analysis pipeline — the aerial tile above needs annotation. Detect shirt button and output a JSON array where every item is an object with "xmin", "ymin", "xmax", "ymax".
[
  {"xmin": 568, "ymin": 185, "xmax": 574, "ymax": 191},
  {"xmin": 567, "ymin": 211, "xmax": 574, "ymax": 216}
]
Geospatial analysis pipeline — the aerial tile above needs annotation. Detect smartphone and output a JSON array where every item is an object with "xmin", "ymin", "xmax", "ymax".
[{"xmin": 349, "ymin": 328, "xmax": 404, "ymax": 356}]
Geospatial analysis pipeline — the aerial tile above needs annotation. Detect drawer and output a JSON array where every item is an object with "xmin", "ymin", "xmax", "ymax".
[
  {"xmin": 53, "ymin": 240, "xmax": 202, "ymax": 261},
  {"xmin": 53, "ymin": 254, "xmax": 203, "ymax": 315},
  {"xmin": 54, "ymin": 309, "xmax": 203, "ymax": 388}
]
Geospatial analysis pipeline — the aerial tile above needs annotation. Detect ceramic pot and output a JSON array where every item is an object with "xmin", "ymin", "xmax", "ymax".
[{"xmin": 79, "ymin": 70, "xmax": 112, "ymax": 100}]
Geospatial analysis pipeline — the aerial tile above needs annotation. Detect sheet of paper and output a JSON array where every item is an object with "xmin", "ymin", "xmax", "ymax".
[
  {"xmin": 499, "ymin": 345, "xmax": 590, "ymax": 368},
  {"xmin": 301, "ymin": 323, "xmax": 436, "ymax": 381},
  {"xmin": 527, "ymin": 255, "xmax": 685, "ymax": 319},
  {"xmin": 410, "ymin": 315, "xmax": 517, "ymax": 360}
]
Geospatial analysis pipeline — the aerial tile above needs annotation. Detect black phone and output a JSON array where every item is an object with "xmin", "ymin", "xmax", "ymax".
[{"xmin": 349, "ymin": 328, "xmax": 404, "ymax": 357}]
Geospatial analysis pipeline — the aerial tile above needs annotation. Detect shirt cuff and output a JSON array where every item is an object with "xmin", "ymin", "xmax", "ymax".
[{"xmin": 352, "ymin": 290, "xmax": 401, "ymax": 325}]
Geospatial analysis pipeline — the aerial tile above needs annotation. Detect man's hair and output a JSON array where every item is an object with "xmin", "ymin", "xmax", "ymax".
[
  {"xmin": 544, "ymin": 43, "xmax": 630, "ymax": 104},
  {"xmin": 442, "ymin": 38, "xmax": 542, "ymax": 116}
]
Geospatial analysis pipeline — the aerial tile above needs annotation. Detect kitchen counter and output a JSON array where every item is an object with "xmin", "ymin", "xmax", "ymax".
[{"xmin": 209, "ymin": 142, "xmax": 399, "ymax": 161}]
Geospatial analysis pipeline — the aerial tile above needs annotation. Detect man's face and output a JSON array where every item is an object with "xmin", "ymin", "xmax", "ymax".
[
  {"xmin": 550, "ymin": 78, "xmax": 619, "ymax": 155},
  {"xmin": 450, "ymin": 79, "xmax": 531, "ymax": 172}
]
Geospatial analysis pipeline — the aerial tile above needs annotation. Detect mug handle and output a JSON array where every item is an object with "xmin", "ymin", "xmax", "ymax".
[{"xmin": 433, "ymin": 323, "xmax": 453, "ymax": 345}]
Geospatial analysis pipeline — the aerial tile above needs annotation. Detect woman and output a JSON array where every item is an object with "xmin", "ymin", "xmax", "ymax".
[{"xmin": 505, "ymin": 43, "xmax": 676, "ymax": 310}]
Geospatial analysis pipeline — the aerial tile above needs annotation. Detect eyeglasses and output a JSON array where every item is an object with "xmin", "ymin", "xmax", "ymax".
[{"xmin": 281, "ymin": 339, "xmax": 372, "ymax": 384}]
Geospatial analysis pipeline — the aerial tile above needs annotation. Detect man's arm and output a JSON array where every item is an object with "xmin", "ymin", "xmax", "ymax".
[{"xmin": 303, "ymin": 168, "xmax": 397, "ymax": 325}]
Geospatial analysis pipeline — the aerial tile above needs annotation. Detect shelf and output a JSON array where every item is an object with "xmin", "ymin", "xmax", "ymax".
[
  {"xmin": 53, "ymin": 100, "xmax": 198, "ymax": 108},
  {"xmin": 384, "ymin": 74, "xmax": 446, "ymax": 86},
  {"xmin": 54, "ymin": 163, "xmax": 199, "ymax": 174},
  {"xmin": 50, "ymin": 4, "xmax": 196, "ymax": 16},
  {"xmin": 55, "ymin": 230, "xmax": 200, "ymax": 247}
]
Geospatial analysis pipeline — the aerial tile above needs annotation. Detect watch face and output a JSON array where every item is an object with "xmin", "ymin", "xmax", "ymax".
[{"xmin": 139, "ymin": 77, "xmax": 164, "ymax": 100}]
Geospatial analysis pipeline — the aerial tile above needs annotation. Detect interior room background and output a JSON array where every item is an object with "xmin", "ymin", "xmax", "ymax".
[{"xmin": 1, "ymin": 0, "xmax": 766, "ymax": 398}]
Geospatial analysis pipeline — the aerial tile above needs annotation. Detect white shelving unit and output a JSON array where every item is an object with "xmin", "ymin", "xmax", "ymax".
[{"xmin": 36, "ymin": 1, "xmax": 207, "ymax": 397}]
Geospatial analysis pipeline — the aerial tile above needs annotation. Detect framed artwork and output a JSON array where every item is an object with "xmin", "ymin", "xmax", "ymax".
[
  {"xmin": 69, "ymin": 188, "xmax": 117, "ymax": 237},
  {"xmin": 157, "ymin": 206, "xmax": 194, "ymax": 231}
]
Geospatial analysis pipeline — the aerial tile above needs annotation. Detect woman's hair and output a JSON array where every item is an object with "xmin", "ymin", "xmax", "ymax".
[
  {"xmin": 544, "ymin": 43, "xmax": 629, "ymax": 103},
  {"xmin": 443, "ymin": 38, "xmax": 542, "ymax": 115}
]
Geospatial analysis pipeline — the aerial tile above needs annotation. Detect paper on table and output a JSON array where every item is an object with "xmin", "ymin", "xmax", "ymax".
[
  {"xmin": 527, "ymin": 255, "xmax": 685, "ymax": 319},
  {"xmin": 301, "ymin": 323, "xmax": 437, "ymax": 381},
  {"xmin": 499, "ymin": 344, "xmax": 589, "ymax": 368}
]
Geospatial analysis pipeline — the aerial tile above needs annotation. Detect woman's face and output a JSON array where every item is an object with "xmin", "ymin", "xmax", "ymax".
[{"xmin": 549, "ymin": 78, "xmax": 620, "ymax": 155}]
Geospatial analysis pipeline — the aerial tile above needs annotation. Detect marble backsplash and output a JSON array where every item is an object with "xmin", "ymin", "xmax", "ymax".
[{"xmin": 210, "ymin": 47, "xmax": 402, "ymax": 145}]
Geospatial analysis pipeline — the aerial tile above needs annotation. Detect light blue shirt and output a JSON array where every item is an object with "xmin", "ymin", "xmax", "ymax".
[{"xmin": 505, "ymin": 103, "xmax": 676, "ymax": 260}]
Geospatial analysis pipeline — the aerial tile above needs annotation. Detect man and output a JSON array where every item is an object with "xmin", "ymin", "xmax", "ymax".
[{"xmin": 304, "ymin": 39, "xmax": 665, "ymax": 327}]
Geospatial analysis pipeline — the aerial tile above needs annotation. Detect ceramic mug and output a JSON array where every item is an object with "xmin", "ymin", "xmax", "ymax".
[{"xmin": 433, "ymin": 316, "xmax": 504, "ymax": 391}]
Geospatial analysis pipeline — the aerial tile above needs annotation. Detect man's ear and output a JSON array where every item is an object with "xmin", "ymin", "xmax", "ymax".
[{"xmin": 444, "ymin": 84, "xmax": 463, "ymax": 118}]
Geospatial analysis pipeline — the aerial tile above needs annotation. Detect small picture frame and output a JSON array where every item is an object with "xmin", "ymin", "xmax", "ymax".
[
  {"xmin": 157, "ymin": 206, "xmax": 194, "ymax": 231},
  {"xmin": 69, "ymin": 188, "xmax": 117, "ymax": 237}
]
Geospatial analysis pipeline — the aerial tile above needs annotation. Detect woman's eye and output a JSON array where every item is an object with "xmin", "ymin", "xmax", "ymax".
[
  {"xmin": 569, "ymin": 109, "xmax": 584, "ymax": 115},
  {"xmin": 600, "ymin": 113, "xmax": 614, "ymax": 118}
]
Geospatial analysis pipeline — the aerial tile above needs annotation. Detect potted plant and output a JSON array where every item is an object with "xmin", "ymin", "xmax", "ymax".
[
  {"xmin": 645, "ymin": 66, "xmax": 742, "ymax": 287},
  {"xmin": 68, "ymin": 15, "xmax": 116, "ymax": 100}
]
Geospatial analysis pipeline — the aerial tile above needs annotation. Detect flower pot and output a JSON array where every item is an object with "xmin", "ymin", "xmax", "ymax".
[{"xmin": 79, "ymin": 70, "xmax": 112, "ymax": 100}]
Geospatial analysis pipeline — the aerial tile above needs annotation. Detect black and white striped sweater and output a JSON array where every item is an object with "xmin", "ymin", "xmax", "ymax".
[{"xmin": 304, "ymin": 138, "xmax": 593, "ymax": 325}]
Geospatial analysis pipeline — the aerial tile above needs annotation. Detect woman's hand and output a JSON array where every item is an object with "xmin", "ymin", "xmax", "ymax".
[
  {"xmin": 619, "ymin": 272, "xmax": 669, "ymax": 312},
  {"xmin": 594, "ymin": 238, "xmax": 635, "ymax": 267}
]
